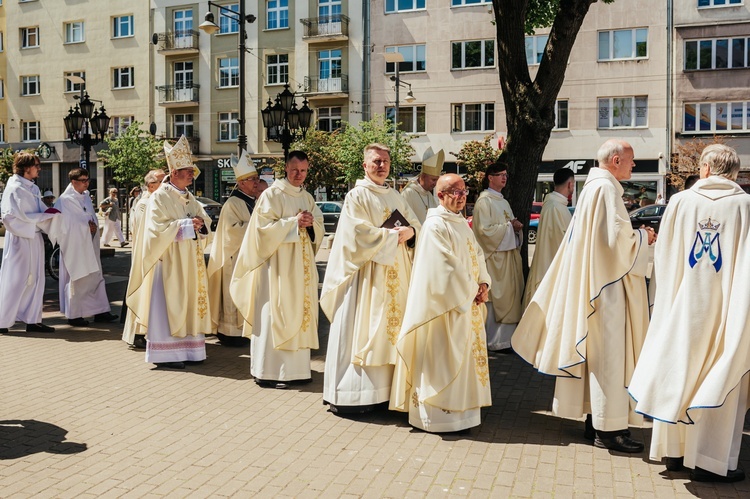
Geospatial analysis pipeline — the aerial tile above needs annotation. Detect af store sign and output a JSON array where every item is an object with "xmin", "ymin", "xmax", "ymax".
[{"xmin": 538, "ymin": 159, "xmax": 595, "ymax": 175}]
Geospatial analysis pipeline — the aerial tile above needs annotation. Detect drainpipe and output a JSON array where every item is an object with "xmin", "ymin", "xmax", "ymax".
[
  {"xmin": 362, "ymin": 0, "xmax": 371, "ymax": 121},
  {"xmin": 666, "ymin": 0, "xmax": 673, "ymax": 196}
]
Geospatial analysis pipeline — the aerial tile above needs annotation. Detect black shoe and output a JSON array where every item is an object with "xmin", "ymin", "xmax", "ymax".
[
  {"xmin": 0, "ymin": 328, "xmax": 8, "ymax": 334},
  {"xmin": 217, "ymin": 332, "xmax": 250, "ymax": 347},
  {"xmin": 132, "ymin": 335, "xmax": 147, "ymax": 349},
  {"xmin": 27, "ymin": 323, "xmax": 55, "ymax": 333},
  {"xmin": 665, "ymin": 457, "xmax": 684, "ymax": 472},
  {"xmin": 94, "ymin": 312, "xmax": 119, "ymax": 323},
  {"xmin": 594, "ymin": 434, "xmax": 644, "ymax": 453},
  {"xmin": 184, "ymin": 360, "xmax": 204, "ymax": 366},
  {"xmin": 155, "ymin": 362, "xmax": 185, "ymax": 369},
  {"xmin": 256, "ymin": 379, "xmax": 288, "ymax": 389},
  {"xmin": 120, "ymin": 242, "xmax": 129, "ymax": 248},
  {"xmin": 584, "ymin": 415, "xmax": 631, "ymax": 441},
  {"xmin": 67, "ymin": 318, "xmax": 89, "ymax": 327},
  {"xmin": 690, "ymin": 467, "xmax": 745, "ymax": 483}
]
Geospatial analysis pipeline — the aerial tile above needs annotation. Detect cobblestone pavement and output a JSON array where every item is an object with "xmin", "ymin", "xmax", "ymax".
[{"xmin": 1, "ymin": 245, "xmax": 749, "ymax": 497}]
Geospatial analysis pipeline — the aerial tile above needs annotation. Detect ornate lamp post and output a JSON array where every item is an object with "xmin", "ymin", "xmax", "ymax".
[
  {"xmin": 383, "ymin": 52, "xmax": 415, "ymax": 145},
  {"xmin": 261, "ymin": 83, "xmax": 314, "ymax": 161},
  {"xmin": 63, "ymin": 91, "xmax": 110, "ymax": 170}
]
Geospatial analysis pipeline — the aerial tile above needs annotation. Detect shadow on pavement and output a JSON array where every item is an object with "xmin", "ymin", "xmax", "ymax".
[{"xmin": 0, "ymin": 420, "xmax": 87, "ymax": 459}]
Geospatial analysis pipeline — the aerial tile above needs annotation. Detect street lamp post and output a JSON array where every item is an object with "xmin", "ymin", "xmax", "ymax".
[
  {"xmin": 199, "ymin": 2, "xmax": 256, "ymax": 156},
  {"xmin": 63, "ymin": 85, "xmax": 110, "ymax": 170},
  {"xmin": 383, "ymin": 52, "xmax": 416, "ymax": 160},
  {"xmin": 261, "ymin": 83, "xmax": 314, "ymax": 161}
]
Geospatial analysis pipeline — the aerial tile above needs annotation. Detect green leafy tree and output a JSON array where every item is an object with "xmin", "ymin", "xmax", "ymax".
[
  {"xmin": 97, "ymin": 121, "xmax": 165, "ymax": 187},
  {"xmin": 452, "ymin": 135, "xmax": 499, "ymax": 194},
  {"xmin": 271, "ymin": 129, "xmax": 344, "ymax": 195},
  {"xmin": 0, "ymin": 148, "xmax": 14, "ymax": 185}
]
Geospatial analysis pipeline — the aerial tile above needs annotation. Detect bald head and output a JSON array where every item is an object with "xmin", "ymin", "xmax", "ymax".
[{"xmin": 436, "ymin": 174, "xmax": 467, "ymax": 213}]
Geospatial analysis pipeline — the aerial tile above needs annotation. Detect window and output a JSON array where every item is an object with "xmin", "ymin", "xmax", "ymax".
[
  {"xmin": 267, "ymin": 0, "xmax": 289, "ymax": 29},
  {"xmin": 317, "ymin": 107, "xmax": 342, "ymax": 131},
  {"xmin": 0, "ymin": 80, "xmax": 4, "ymax": 99},
  {"xmin": 220, "ymin": 4, "xmax": 239, "ymax": 34},
  {"xmin": 554, "ymin": 100, "xmax": 569, "ymax": 130},
  {"xmin": 113, "ymin": 67, "xmax": 134, "ymax": 89},
  {"xmin": 452, "ymin": 103, "xmax": 494, "ymax": 132},
  {"xmin": 109, "ymin": 116, "xmax": 134, "ymax": 136},
  {"xmin": 266, "ymin": 54, "xmax": 289, "ymax": 85},
  {"xmin": 0, "ymin": 124, "xmax": 5, "ymax": 144},
  {"xmin": 64, "ymin": 71, "xmax": 86, "ymax": 93},
  {"xmin": 22, "ymin": 121, "xmax": 40, "ymax": 142},
  {"xmin": 452, "ymin": 40, "xmax": 495, "ymax": 70},
  {"xmin": 698, "ymin": 0, "xmax": 742, "ymax": 6},
  {"xmin": 174, "ymin": 114, "xmax": 195, "ymax": 137},
  {"xmin": 219, "ymin": 112, "xmax": 239, "ymax": 141},
  {"xmin": 525, "ymin": 35, "xmax": 548, "ymax": 65},
  {"xmin": 598, "ymin": 96, "xmax": 648, "ymax": 128},
  {"xmin": 685, "ymin": 37, "xmax": 749, "ymax": 70},
  {"xmin": 386, "ymin": 106, "xmax": 426, "ymax": 133},
  {"xmin": 21, "ymin": 27, "xmax": 39, "ymax": 49},
  {"xmin": 684, "ymin": 101, "xmax": 749, "ymax": 133},
  {"xmin": 64, "ymin": 21, "xmax": 84, "ymax": 44},
  {"xmin": 0, "ymin": 32, "xmax": 4, "ymax": 52},
  {"xmin": 319, "ymin": 0, "xmax": 342, "ymax": 19},
  {"xmin": 219, "ymin": 57, "xmax": 239, "ymax": 88},
  {"xmin": 451, "ymin": 0, "xmax": 491, "ymax": 6},
  {"xmin": 385, "ymin": 45, "xmax": 426, "ymax": 73},
  {"xmin": 21, "ymin": 75, "xmax": 40, "ymax": 96},
  {"xmin": 385, "ymin": 0, "xmax": 425, "ymax": 13},
  {"xmin": 598, "ymin": 28, "xmax": 648, "ymax": 61},
  {"xmin": 113, "ymin": 15, "xmax": 134, "ymax": 38},
  {"xmin": 319, "ymin": 49, "xmax": 342, "ymax": 79}
]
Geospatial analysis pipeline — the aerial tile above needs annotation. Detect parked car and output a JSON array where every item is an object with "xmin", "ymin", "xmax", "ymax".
[
  {"xmin": 316, "ymin": 201, "xmax": 343, "ymax": 233},
  {"xmin": 530, "ymin": 201, "xmax": 543, "ymax": 220},
  {"xmin": 629, "ymin": 204, "xmax": 667, "ymax": 233},
  {"xmin": 528, "ymin": 206, "xmax": 575, "ymax": 245},
  {"xmin": 196, "ymin": 196, "xmax": 223, "ymax": 231}
]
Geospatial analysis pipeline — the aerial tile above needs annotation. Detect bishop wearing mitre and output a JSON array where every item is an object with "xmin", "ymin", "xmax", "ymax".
[{"xmin": 400, "ymin": 150, "xmax": 442, "ymax": 224}]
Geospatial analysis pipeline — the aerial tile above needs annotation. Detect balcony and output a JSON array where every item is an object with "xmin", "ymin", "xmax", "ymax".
[
  {"xmin": 303, "ymin": 75, "xmax": 349, "ymax": 100},
  {"xmin": 157, "ymin": 84, "xmax": 200, "ymax": 107},
  {"xmin": 155, "ymin": 30, "xmax": 200, "ymax": 55},
  {"xmin": 300, "ymin": 15, "xmax": 350, "ymax": 42},
  {"xmin": 163, "ymin": 132, "xmax": 199, "ymax": 154}
]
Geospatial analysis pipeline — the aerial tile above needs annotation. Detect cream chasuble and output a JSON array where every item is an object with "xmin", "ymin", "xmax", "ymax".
[
  {"xmin": 390, "ymin": 206, "xmax": 492, "ymax": 432},
  {"xmin": 522, "ymin": 191, "xmax": 572, "ymax": 310},
  {"xmin": 127, "ymin": 183, "xmax": 212, "ymax": 338},
  {"xmin": 123, "ymin": 192, "xmax": 152, "ymax": 344},
  {"xmin": 321, "ymin": 177, "xmax": 421, "ymax": 408},
  {"xmin": 512, "ymin": 167, "xmax": 649, "ymax": 431},
  {"xmin": 207, "ymin": 194, "xmax": 252, "ymax": 336},
  {"xmin": 401, "ymin": 179, "xmax": 438, "ymax": 224}
]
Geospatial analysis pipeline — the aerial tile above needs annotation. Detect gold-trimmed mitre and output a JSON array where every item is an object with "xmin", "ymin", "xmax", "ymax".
[
  {"xmin": 164, "ymin": 135, "xmax": 200, "ymax": 178},
  {"xmin": 421, "ymin": 149, "xmax": 445, "ymax": 177},
  {"xmin": 231, "ymin": 149, "xmax": 258, "ymax": 182}
]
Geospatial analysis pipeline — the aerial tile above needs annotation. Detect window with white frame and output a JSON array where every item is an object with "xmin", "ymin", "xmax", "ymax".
[
  {"xmin": 22, "ymin": 121, "xmax": 40, "ymax": 142},
  {"xmin": 64, "ymin": 71, "xmax": 86, "ymax": 93},
  {"xmin": 21, "ymin": 75, "xmax": 40, "ymax": 96},
  {"xmin": 385, "ymin": 45, "xmax": 426, "ymax": 73},
  {"xmin": 174, "ymin": 114, "xmax": 195, "ymax": 137},
  {"xmin": 219, "ymin": 112, "xmax": 239, "ymax": 141},
  {"xmin": 525, "ymin": 35, "xmax": 548, "ymax": 65},
  {"xmin": 385, "ymin": 0, "xmax": 425, "ymax": 13},
  {"xmin": 220, "ymin": 4, "xmax": 239, "ymax": 34},
  {"xmin": 267, "ymin": 0, "xmax": 289, "ymax": 29},
  {"xmin": 386, "ymin": 106, "xmax": 426, "ymax": 133},
  {"xmin": 598, "ymin": 28, "xmax": 648, "ymax": 61},
  {"xmin": 598, "ymin": 96, "xmax": 648, "ymax": 128},
  {"xmin": 0, "ymin": 124, "xmax": 5, "ymax": 143},
  {"xmin": 219, "ymin": 57, "xmax": 239, "ymax": 88},
  {"xmin": 21, "ymin": 27, "xmax": 39, "ymax": 48},
  {"xmin": 113, "ymin": 67, "xmax": 134, "ymax": 89},
  {"xmin": 266, "ymin": 54, "xmax": 289, "ymax": 85},
  {"xmin": 451, "ymin": 0, "xmax": 491, "ymax": 5},
  {"xmin": 554, "ymin": 100, "xmax": 569, "ymax": 130},
  {"xmin": 698, "ymin": 0, "xmax": 742, "ymax": 6},
  {"xmin": 64, "ymin": 21, "xmax": 84, "ymax": 43},
  {"xmin": 0, "ymin": 32, "xmax": 4, "ymax": 52},
  {"xmin": 684, "ymin": 101, "xmax": 749, "ymax": 133},
  {"xmin": 685, "ymin": 37, "xmax": 749, "ymax": 70},
  {"xmin": 452, "ymin": 103, "xmax": 494, "ymax": 132},
  {"xmin": 317, "ymin": 107, "xmax": 342, "ymax": 131},
  {"xmin": 113, "ymin": 15, "xmax": 134, "ymax": 38},
  {"xmin": 109, "ymin": 116, "xmax": 134, "ymax": 136},
  {"xmin": 451, "ymin": 40, "xmax": 495, "ymax": 70}
]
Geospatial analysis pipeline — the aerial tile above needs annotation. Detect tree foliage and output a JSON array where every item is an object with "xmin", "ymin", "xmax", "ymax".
[
  {"xmin": 0, "ymin": 148, "xmax": 14, "ymax": 185},
  {"xmin": 97, "ymin": 121, "xmax": 165, "ymax": 187},
  {"xmin": 452, "ymin": 135, "xmax": 500, "ymax": 193},
  {"xmin": 667, "ymin": 136, "xmax": 727, "ymax": 191},
  {"xmin": 271, "ymin": 129, "xmax": 344, "ymax": 194}
]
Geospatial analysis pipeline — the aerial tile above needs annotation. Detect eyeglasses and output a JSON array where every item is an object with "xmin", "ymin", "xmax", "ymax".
[
  {"xmin": 488, "ymin": 172, "xmax": 508, "ymax": 178},
  {"xmin": 445, "ymin": 189, "xmax": 469, "ymax": 197}
]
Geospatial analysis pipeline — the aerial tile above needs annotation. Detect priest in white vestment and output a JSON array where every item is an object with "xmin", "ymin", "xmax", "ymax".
[
  {"xmin": 231, "ymin": 151, "xmax": 324, "ymax": 388},
  {"xmin": 512, "ymin": 140, "xmax": 656, "ymax": 453},
  {"xmin": 122, "ymin": 169, "xmax": 165, "ymax": 348},
  {"xmin": 321, "ymin": 143, "xmax": 421, "ymax": 414},
  {"xmin": 0, "ymin": 153, "xmax": 60, "ymax": 334},
  {"xmin": 401, "ymin": 150, "xmax": 442, "ymax": 224},
  {"xmin": 127, "ymin": 136, "xmax": 212, "ymax": 369},
  {"xmin": 207, "ymin": 150, "xmax": 263, "ymax": 347},
  {"xmin": 629, "ymin": 145, "xmax": 750, "ymax": 482},
  {"xmin": 391, "ymin": 174, "xmax": 492, "ymax": 432},
  {"xmin": 55, "ymin": 168, "xmax": 118, "ymax": 328},
  {"xmin": 472, "ymin": 161, "xmax": 524, "ymax": 352},
  {"xmin": 522, "ymin": 168, "xmax": 574, "ymax": 310}
]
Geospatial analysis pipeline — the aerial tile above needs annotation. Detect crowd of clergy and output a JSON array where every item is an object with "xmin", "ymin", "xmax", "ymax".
[{"xmin": 1, "ymin": 134, "xmax": 748, "ymax": 484}]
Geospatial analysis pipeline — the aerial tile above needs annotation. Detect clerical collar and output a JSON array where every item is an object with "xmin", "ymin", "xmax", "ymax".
[
  {"xmin": 487, "ymin": 187, "xmax": 504, "ymax": 198},
  {"xmin": 360, "ymin": 176, "xmax": 390, "ymax": 190},
  {"xmin": 169, "ymin": 181, "xmax": 187, "ymax": 194}
]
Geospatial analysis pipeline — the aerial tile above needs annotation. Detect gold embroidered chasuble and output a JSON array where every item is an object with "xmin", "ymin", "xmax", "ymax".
[
  {"xmin": 230, "ymin": 178, "xmax": 323, "ymax": 350},
  {"xmin": 471, "ymin": 189, "xmax": 524, "ymax": 324},
  {"xmin": 401, "ymin": 179, "xmax": 438, "ymax": 224},
  {"xmin": 390, "ymin": 206, "xmax": 492, "ymax": 413},
  {"xmin": 320, "ymin": 177, "xmax": 422, "ymax": 367},
  {"xmin": 207, "ymin": 195, "xmax": 252, "ymax": 335},
  {"xmin": 127, "ymin": 183, "xmax": 212, "ymax": 338}
]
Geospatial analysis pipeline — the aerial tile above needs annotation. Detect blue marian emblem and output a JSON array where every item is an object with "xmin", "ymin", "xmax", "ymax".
[{"xmin": 688, "ymin": 217, "xmax": 722, "ymax": 272}]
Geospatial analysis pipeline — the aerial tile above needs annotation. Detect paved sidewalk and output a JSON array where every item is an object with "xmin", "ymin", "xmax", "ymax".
[{"xmin": 0, "ymin": 249, "xmax": 748, "ymax": 497}]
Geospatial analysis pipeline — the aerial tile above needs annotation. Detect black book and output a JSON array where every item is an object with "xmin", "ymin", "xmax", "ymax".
[{"xmin": 381, "ymin": 209, "xmax": 410, "ymax": 229}]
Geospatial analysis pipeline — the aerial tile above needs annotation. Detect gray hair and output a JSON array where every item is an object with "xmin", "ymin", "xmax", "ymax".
[
  {"xmin": 364, "ymin": 143, "xmax": 391, "ymax": 157},
  {"xmin": 144, "ymin": 168, "xmax": 166, "ymax": 185},
  {"xmin": 596, "ymin": 140, "xmax": 628, "ymax": 166},
  {"xmin": 701, "ymin": 144, "xmax": 740, "ymax": 180}
]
